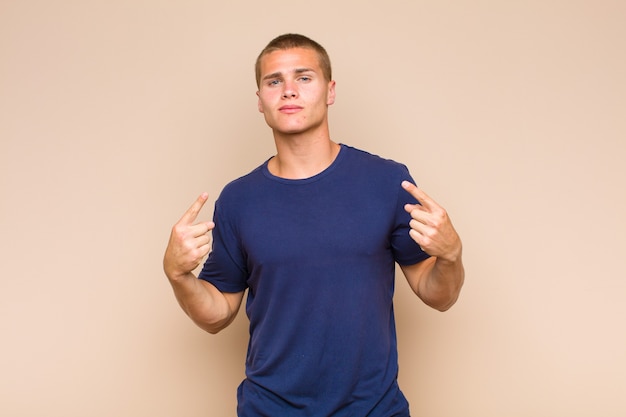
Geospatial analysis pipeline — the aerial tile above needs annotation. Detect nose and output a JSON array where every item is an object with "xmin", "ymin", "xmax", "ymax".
[{"xmin": 282, "ymin": 80, "xmax": 298, "ymax": 99}]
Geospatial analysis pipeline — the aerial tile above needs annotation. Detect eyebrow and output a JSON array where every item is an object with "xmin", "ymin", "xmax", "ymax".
[{"xmin": 262, "ymin": 67, "xmax": 316, "ymax": 81}]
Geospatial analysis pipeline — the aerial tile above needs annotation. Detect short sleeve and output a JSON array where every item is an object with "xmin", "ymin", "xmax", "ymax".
[
  {"xmin": 198, "ymin": 200, "xmax": 249, "ymax": 293},
  {"xmin": 390, "ymin": 165, "xmax": 431, "ymax": 266}
]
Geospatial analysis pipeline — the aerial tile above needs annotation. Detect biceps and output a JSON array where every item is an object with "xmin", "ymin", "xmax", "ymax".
[{"xmin": 222, "ymin": 289, "xmax": 245, "ymax": 320}]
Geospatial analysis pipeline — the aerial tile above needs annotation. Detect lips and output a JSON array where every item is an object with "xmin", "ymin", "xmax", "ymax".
[{"xmin": 279, "ymin": 105, "xmax": 303, "ymax": 114}]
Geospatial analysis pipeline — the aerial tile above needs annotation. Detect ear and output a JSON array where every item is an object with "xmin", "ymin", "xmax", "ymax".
[
  {"xmin": 326, "ymin": 80, "xmax": 336, "ymax": 106},
  {"xmin": 256, "ymin": 90, "xmax": 264, "ymax": 113}
]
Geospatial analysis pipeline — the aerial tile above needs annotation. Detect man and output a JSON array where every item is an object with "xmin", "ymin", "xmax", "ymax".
[{"xmin": 164, "ymin": 33, "xmax": 464, "ymax": 416}]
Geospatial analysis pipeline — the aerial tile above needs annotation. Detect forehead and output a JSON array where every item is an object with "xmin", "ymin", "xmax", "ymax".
[{"xmin": 259, "ymin": 47, "xmax": 322, "ymax": 77}]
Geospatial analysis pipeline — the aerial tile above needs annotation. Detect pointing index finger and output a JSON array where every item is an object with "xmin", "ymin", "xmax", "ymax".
[
  {"xmin": 401, "ymin": 181, "xmax": 435, "ymax": 210},
  {"xmin": 180, "ymin": 192, "xmax": 209, "ymax": 224}
]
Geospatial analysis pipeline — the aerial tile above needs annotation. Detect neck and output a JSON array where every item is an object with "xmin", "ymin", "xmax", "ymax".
[{"xmin": 268, "ymin": 130, "xmax": 340, "ymax": 179}]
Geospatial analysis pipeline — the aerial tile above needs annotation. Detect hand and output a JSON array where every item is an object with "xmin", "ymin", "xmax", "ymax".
[
  {"xmin": 163, "ymin": 193, "xmax": 215, "ymax": 280},
  {"xmin": 401, "ymin": 181, "xmax": 462, "ymax": 263}
]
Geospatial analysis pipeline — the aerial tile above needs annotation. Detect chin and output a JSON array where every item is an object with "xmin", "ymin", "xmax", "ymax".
[{"xmin": 271, "ymin": 124, "xmax": 309, "ymax": 135}]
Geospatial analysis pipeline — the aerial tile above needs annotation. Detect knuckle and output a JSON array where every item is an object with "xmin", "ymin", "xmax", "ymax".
[
  {"xmin": 433, "ymin": 211, "xmax": 448, "ymax": 227},
  {"xmin": 172, "ymin": 223, "xmax": 186, "ymax": 236},
  {"xmin": 423, "ymin": 227, "xmax": 438, "ymax": 241}
]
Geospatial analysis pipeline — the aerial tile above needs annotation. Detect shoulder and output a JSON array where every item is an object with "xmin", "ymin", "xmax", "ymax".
[
  {"xmin": 216, "ymin": 163, "xmax": 268, "ymax": 207},
  {"xmin": 341, "ymin": 144, "xmax": 411, "ymax": 178}
]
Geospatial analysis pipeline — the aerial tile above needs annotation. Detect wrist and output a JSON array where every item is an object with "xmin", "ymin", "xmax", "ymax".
[
  {"xmin": 438, "ymin": 243, "xmax": 462, "ymax": 264},
  {"xmin": 163, "ymin": 262, "xmax": 194, "ymax": 283}
]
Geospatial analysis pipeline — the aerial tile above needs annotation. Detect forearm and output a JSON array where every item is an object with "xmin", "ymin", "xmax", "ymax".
[
  {"xmin": 167, "ymin": 272, "xmax": 237, "ymax": 334},
  {"xmin": 419, "ymin": 255, "xmax": 465, "ymax": 311}
]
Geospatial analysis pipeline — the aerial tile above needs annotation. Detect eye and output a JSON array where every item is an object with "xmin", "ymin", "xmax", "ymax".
[
  {"xmin": 267, "ymin": 79, "xmax": 281, "ymax": 86},
  {"xmin": 299, "ymin": 76, "xmax": 311, "ymax": 82}
]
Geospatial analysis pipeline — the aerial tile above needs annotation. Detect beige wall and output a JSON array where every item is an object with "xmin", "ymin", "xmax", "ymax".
[{"xmin": 1, "ymin": 1, "xmax": 625, "ymax": 416}]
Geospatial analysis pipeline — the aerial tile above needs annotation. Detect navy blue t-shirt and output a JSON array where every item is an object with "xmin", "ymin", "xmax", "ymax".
[{"xmin": 199, "ymin": 144, "xmax": 430, "ymax": 416}]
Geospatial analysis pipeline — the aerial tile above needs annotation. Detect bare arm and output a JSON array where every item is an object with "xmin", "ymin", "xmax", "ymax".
[
  {"xmin": 168, "ymin": 273, "xmax": 244, "ymax": 334},
  {"xmin": 163, "ymin": 193, "xmax": 244, "ymax": 333},
  {"xmin": 400, "ymin": 181, "xmax": 465, "ymax": 311}
]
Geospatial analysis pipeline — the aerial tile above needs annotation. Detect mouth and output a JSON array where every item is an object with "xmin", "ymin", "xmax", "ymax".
[{"xmin": 279, "ymin": 105, "xmax": 303, "ymax": 114}]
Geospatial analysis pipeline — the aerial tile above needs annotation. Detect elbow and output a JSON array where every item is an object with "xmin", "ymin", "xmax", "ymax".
[
  {"xmin": 422, "ymin": 281, "xmax": 464, "ymax": 312},
  {"xmin": 190, "ymin": 312, "xmax": 233, "ymax": 334},
  {"xmin": 206, "ymin": 326, "xmax": 225, "ymax": 335},
  {"xmin": 190, "ymin": 310, "xmax": 236, "ymax": 335},
  {"xmin": 193, "ymin": 317, "xmax": 230, "ymax": 334},
  {"xmin": 425, "ymin": 293, "xmax": 458, "ymax": 312},
  {"xmin": 432, "ymin": 296, "xmax": 458, "ymax": 312}
]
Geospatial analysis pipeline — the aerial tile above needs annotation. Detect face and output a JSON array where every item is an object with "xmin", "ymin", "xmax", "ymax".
[{"xmin": 256, "ymin": 47, "xmax": 336, "ymax": 137}]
